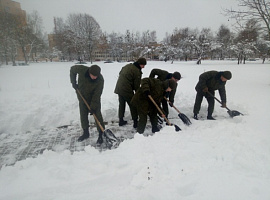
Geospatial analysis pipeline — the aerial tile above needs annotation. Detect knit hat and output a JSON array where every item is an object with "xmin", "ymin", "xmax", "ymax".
[
  {"xmin": 137, "ymin": 57, "xmax": 147, "ymax": 65},
  {"xmin": 89, "ymin": 65, "xmax": 101, "ymax": 76},
  {"xmin": 168, "ymin": 79, "xmax": 177, "ymax": 90},
  {"xmin": 223, "ymin": 71, "xmax": 232, "ymax": 80},
  {"xmin": 172, "ymin": 72, "xmax": 181, "ymax": 80}
]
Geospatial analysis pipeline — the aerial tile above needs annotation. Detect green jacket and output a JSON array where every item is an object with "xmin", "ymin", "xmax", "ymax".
[
  {"xmin": 70, "ymin": 65, "xmax": 104, "ymax": 111},
  {"xmin": 149, "ymin": 68, "xmax": 177, "ymax": 103},
  {"xmin": 114, "ymin": 62, "xmax": 142, "ymax": 99},
  {"xmin": 131, "ymin": 78, "xmax": 169, "ymax": 107},
  {"xmin": 195, "ymin": 70, "xmax": 227, "ymax": 103}
]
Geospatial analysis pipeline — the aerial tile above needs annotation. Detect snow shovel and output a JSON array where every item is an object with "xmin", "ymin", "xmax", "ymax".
[
  {"xmin": 164, "ymin": 97, "xmax": 192, "ymax": 126},
  {"xmin": 76, "ymin": 89, "xmax": 120, "ymax": 148},
  {"xmin": 207, "ymin": 91, "xmax": 243, "ymax": 118},
  {"xmin": 148, "ymin": 95, "xmax": 181, "ymax": 132}
]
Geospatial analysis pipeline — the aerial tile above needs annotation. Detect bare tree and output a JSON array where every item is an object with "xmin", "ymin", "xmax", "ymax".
[
  {"xmin": 231, "ymin": 19, "xmax": 260, "ymax": 64},
  {"xmin": 66, "ymin": 13, "xmax": 101, "ymax": 63},
  {"xmin": 224, "ymin": 0, "xmax": 270, "ymax": 40},
  {"xmin": 215, "ymin": 25, "xmax": 234, "ymax": 59},
  {"xmin": 27, "ymin": 11, "xmax": 46, "ymax": 62},
  {"xmin": 16, "ymin": 11, "xmax": 45, "ymax": 64}
]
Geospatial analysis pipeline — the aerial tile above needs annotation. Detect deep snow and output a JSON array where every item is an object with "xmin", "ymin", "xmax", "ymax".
[{"xmin": 0, "ymin": 60, "xmax": 270, "ymax": 200}]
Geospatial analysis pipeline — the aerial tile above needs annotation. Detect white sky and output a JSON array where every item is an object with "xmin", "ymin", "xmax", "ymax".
[{"xmin": 16, "ymin": 0, "xmax": 239, "ymax": 41}]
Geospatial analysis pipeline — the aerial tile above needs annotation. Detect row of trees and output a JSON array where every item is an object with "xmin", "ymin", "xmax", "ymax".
[
  {"xmin": 0, "ymin": 0, "xmax": 269, "ymax": 65},
  {"xmin": 49, "ymin": 14, "xmax": 270, "ymax": 64},
  {"xmin": 52, "ymin": 14, "xmax": 158, "ymax": 63},
  {"xmin": 162, "ymin": 19, "xmax": 269, "ymax": 64}
]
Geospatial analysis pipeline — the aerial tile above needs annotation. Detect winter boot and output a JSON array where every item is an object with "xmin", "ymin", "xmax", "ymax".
[
  {"xmin": 193, "ymin": 114, "xmax": 198, "ymax": 120},
  {"xmin": 152, "ymin": 126, "xmax": 160, "ymax": 133},
  {"xmin": 207, "ymin": 115, "xmax": 216, "ymax": 120},
  {"xmin": 119, "ymin": 118, "xmax": 127, "ymax": 126},
  {"xmin": 78, "ymin": 128, "xmax": 89, "ymax": 142},
  {"xmin": 133, "ymin": 120, "xmax": 138, "ymax": 128},
  {"xmin": 96, "ymin": 131, "xmax": 103, "ymax": 144}
]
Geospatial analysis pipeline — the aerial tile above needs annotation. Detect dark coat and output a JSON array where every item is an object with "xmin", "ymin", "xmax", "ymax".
[
  {"xmin": 70, "ymin": 65, "xmax": 104, "ymax": 112},
  {"xmin": 131, "ymin": 78, "xmax": 169, "ymax": 110},
  {"xmin": 114, "ymin": 62, "xmax": 142, "ymax": 99},
  {"xmin": 149, "ymin": 68, "xmax": 177, "ymax": 103},
  {"xmin": 195, "ymin": 70, "xmax": 227, "ymax": 103}
]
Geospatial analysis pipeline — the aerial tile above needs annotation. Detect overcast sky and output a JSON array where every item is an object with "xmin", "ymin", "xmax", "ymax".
[{"xmin": 16, "ymin": 0, "xmax": 239, "ymax": 41}]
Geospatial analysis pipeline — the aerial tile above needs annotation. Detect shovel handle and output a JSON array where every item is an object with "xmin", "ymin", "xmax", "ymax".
[
  {"xmin": 148, "ymin": 95, "xmax": 172, "ymax": 125},
  {"xmin": 164, "ymin": 97, "xmax": 181, "ymax": 114},
  {"xmin": 206, "ymin": 91, "xmax": 231, "ymax": 112},
  {"xmin": 76, "ymin": 89, "xmax": 105, "ymax": 132}
]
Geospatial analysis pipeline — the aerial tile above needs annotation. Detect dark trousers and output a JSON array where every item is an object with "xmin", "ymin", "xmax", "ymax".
[
  {"xmin": 193, "ymin": 91, "xmax": 215, "ymax": 116},
  {"xmin": 79, "ymin": 101, "xmax": 105, "ymax": 133},
  {"xmin": 118, "ymin": 94, "xmax": 138, "ymax": 121},
  {"xmin": 136, "ymin": 101, "xmax": 158, "ymax": 134}
]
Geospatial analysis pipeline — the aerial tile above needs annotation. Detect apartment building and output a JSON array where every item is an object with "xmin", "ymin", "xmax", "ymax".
[{"xmin": 0, "ymin": 0, "xmax": 27, "ymax": 61}]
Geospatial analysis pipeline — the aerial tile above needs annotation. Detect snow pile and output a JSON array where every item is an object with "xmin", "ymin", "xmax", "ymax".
[{"xmin": 0, "ymin": 60, "xmax": 270, "ymax": 200}]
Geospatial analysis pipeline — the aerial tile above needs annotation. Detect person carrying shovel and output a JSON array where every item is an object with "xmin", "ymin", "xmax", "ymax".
[
  {"xmin": 131, "ymin": 77, "xmax": 177, "ymax": 134},
  {"xmin": 149, "ymin": 68, "xmax": 181, "ymax": 118},
  {"xmin": 70, "ymin": 64, "xmax": 105, "ymax": 142},
  {"xmin": 193, "ymin": 70, "xmax": 232, "ymax": 120}
]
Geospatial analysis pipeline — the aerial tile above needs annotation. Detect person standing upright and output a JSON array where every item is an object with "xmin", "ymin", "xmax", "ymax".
[
  {"xmin": 70, "ymin": 64, "xmax": 105, "ymax": 142},
  {"xmin": 149, "ymin": 68, "xmax": 181, "ymax": 118},
  {"xmin": 193, "ymin": 70, "xmax": 232, "ymax": 120},
  {"xmin": 114, "ymin": 57, "xmax": 147, "ymax": 128}
]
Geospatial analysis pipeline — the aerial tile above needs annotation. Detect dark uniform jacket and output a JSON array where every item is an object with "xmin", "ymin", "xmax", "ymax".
[
  {"xmin": 149, "ymin": 68, "xmax": 177, "ymax": 103},
  {"xmin": 195, "ymin": 70, "xmax": 227, "ymax": 103},
  {"xmin": 114, "ymin": 62, "xmax": 142, "ymax": 99},
  {"xmin": 70, "ymin": 65, "xmax": 104, "ymax": 112},
  {"xmin": 131, "ymin": 78, "xmax": 169, "ymax": 108}
]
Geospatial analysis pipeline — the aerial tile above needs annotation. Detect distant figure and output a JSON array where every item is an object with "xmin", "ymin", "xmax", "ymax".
[
  {"xmin": 196, "ymin": 57, "xmax": 202, "ymax": 65},
  {"xmin": 114, "ymin": 57, "xmax": 147, "ymax": 128},
  {"xmin": 193, "ymin": 70, "xmax": 232, "ymax": 120}
]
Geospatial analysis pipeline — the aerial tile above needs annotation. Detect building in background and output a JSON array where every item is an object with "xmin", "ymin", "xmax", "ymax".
[{"xmin": 0, "ymin": 0, "xmax": 27, "ymax": 62}]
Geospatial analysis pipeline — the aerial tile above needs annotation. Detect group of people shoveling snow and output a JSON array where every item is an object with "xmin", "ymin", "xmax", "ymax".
[{"xmin": 70, "ymin": 57, "xmax": 240, "ymax": 147}]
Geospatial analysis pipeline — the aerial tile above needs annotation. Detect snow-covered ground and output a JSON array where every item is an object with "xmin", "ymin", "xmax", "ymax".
[{"xmin": 0, "ymin": 60, "xmax": 270, "ymax": 200}]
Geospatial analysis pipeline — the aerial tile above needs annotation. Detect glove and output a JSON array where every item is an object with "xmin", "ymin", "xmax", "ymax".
[
  {"xmin": 72, "ymin": 83, "xmax": 78, "ymax": 90},
  {"xmin": 169, "ymin": 102, "xmax": 174, "ymax": 107},
  {"xmin": 144, "ymin": 90, "xmax": 150, "ymax": 98},
  {"xmin": 202, "ymin": 87, "xmax": 208, "ymax": 93},
  {"xmin": 221, "ymin": 103, "xmax": 226, "ymax": 108}
]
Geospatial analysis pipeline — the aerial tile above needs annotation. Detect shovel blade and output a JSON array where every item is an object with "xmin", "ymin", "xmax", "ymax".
[
  {"xmin": 227, "ymin": 110, "xmax": 243, "ymax": 118},
  {"xmin": 174, "ymin": 124, "xmax": 181, "ymax": 132},
  {"xmin": 170, "ymin": 124, "xmax": 181, "ymax": 132},
  {"xmin": 178, "ymin": 113, "xmax": 192, "ymax": 126},
  {"xmin": 103, "ymin": 129, "xmax": 120, "ymax": 149}
]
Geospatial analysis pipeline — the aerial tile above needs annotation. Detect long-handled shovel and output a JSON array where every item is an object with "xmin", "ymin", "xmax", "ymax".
[
  {"xmin": 207, "ymin": 91, "xmax": 243, "ymax": 118},
  {"xmin": 164, "ymin": 97, "xmax": 192, "ymax": 126},
  {"xmin": 148, "ymin": 95, "xmax": 181, "ymax": 132},
  {"xmin": 76, "ymin": 89, "xmax": 120, "ymax": 148}
]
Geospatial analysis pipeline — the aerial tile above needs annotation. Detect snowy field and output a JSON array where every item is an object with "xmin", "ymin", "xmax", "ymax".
[{"xmin": 0, "ymin": 60, "xmax": 270, "ymax": 200}]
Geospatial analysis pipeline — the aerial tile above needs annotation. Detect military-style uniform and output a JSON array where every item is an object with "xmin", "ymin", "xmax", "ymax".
[
  {"xmin": 70, "ymin": 65, "xmax": 105, "ymax": 133},
  {"xmin": 114, "ymin": 62, "xmax": 142, "ymax": 122},
  {"xmin": 131, "ymin": 78, "xmax": 171, "ymax": 134},
  {"xmin": 193, "ymin": 71, "xmax": 227, "ymax": 116},
  {"xmin": 149, "ymin": 68, "xmax": 178, "ymax": 117}
]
